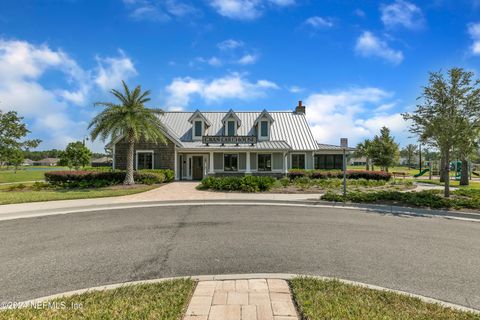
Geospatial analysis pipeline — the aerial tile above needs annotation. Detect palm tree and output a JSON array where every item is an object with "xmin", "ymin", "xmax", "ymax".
[
  {"xmin": 354, "ymin": 139, "xmax": 373, "ymax": 171},
  {"xmin": 89, "ymin": 81, "xmax": 166, "ymax": 185}
]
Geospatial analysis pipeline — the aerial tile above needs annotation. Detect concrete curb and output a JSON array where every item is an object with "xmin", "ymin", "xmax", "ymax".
[
  {"xmin": 3, "ymin": 273, "xmax": 478, "ymax": 314},
  {"xmin": 1, "ymin": 199, "xmax": 480, "ymax": 222}
]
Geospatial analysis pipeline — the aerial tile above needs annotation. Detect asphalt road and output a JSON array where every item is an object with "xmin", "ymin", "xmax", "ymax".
[{"xmin": 1, "ymin": 205, "xmax": 479, "ymax": 309}]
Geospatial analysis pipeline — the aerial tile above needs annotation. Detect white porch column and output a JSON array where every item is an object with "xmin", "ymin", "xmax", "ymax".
[
  {"xmin": 284, "ymin": 152, "xmax": 288, "ymax": 174},
  {"xmin": 209, "ymin": 151, "xmax": 214, "ymax": 174},
  {"xmin": 174, "ymin": 148, "xmax": 177, "ymax": 180},
  {"xmin": 246, "ymin": 151, "xmax": 251, "ymax": 173}
]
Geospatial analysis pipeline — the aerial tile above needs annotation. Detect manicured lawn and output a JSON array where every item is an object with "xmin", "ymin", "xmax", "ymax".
[
  {"xmin": 1, "ymin": 279, "xmax": 195, "ymax": 320},
  {"xmin": 0, "ymin": 167, "xmax": 69, "ymax": 183},
  {"xmin": 415, "ymin": 179, "xmax": 480, "ymax": 189},
  {"xmin": 290, "ymin": 277, "xmax": 479, "ymax": 320},
  {"xmin": 348, "ymin": 165, "xmax": 419, "ymax": 176},
  {"xmin": 0, "ymin": 184, "xmax": 157, "ymax": 205}
]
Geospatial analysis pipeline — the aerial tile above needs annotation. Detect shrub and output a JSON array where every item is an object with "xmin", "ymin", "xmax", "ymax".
[
  {"xmin": 45, "ymin": 171, "xmax": 125, "ymax": 188},
  {"xmin": 346, "ymin": 170, "xmax": 391, "ymax": 181},
  {"xmin": 199, "ymin": 176, "xmax": 276, "ymax": 192},
  {"xmin": 279, "ymin": 177, "xmax": 290, "ymax": 187},
  {"xmin": 44, "ymin": 169, "xmax": 175, "ymax": 188},
  {"xmin": 288, "ymin": 169, "xmax": 307, "ymax": 180},
  {"xmin": 31, "ymin": 181, "xmax": 51, "ymax": 191},
  {"xmin": 287, "ymin": 169, "xmax": 392, "ymax": 181},
  {"xmin": 6, "ymin": 183, "xmax": 26, "ymax": 191},
  {"xmin": 321, "ymin": 190, "xmax": 452, "ymax": 209},
  {"xmin": 139, "ymin": 170, "xmax": 166, "ymax": 184}
]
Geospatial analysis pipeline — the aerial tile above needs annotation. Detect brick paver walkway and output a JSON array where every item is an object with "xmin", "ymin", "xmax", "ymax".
[{"xmin": 184, "ymin": 279, "xmax": 299, "ymax": 320}]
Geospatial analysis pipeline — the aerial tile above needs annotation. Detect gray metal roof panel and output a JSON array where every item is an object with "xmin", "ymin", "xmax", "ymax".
[
  {"xmin": 317, "ymin": 143, "xmax": 356, "ymax": 151},
  {"xmin": 160, "ymin": 111, "xmax": 318, "ymax": 151},
  {"xmin": 180, "ymin": 140, "xmax": 291, "ymax": 150}
]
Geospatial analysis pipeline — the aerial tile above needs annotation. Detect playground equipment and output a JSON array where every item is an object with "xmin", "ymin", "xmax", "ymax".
[{"xmin": 414, "ymin": 168, "xmax": 430, "ymax": 177}]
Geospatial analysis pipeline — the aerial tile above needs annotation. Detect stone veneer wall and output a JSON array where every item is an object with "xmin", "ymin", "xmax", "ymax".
[{"xmin": 114, "ymin": 138, "xmax": 175, "ymax": 170}]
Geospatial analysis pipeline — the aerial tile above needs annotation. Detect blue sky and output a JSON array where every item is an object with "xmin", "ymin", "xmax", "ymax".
[{"xmin": 0, "ymin": 0, "xmax": 479, "ymax": 152}]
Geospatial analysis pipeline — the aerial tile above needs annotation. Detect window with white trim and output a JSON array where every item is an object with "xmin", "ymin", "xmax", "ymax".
[
  {"xmin": 291, "ymin": 154, "xmax": 305, "ymax": 169},
  {"xmin": 227, "ymin": 120, "xmax": 236, "ymax": 136},
  {"xmin": 258, "ymin": 154, "xmax": 272, "ymax": 171},
  {"xmin": 194, "ymin": 120, "xmax": 203, "ymax": 137},
  {"xmin": 260, "ymin": 120, "xmax": 269, "ymax": 137},
  {"xmin": 137, "ymin": 152, "xmax": 153, "ymax": 170},
  {"xmin": 224, "ymin": 154, "xmax": 238, "ymax": 171}
]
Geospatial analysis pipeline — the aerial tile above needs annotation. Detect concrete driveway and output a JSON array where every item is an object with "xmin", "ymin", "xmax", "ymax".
[{"xmin": 0, "ymin": 204, "xmax": 479, "ymax": 310}]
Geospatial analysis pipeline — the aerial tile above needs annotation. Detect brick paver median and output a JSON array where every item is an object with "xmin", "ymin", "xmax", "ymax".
[{"xmin": 184, "ymin": 279, "xmax": 299, "ymax": 320}]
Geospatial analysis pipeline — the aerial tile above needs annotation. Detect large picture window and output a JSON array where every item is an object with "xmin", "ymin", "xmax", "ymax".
[
  {"xmin": 194, "ymin": 120, "xmax": 202, "ymax": 137},
  {"xmin": 258, "ymin": 154, "xmax": 272, "ymax": 171},
  {"xmin": 137, "ymin": 152, "xmax": 153, "ymax": 170},
  {"xmin": 314, "ymin": 154, "xmax": 343, "ymax": 170},
  {"xmin": 291, "ymin": 154, "xmax": 305, "ymax": 169},
  {"xmin": 224, "ymin": 154, "xmax": 238, "ymax": 171}
]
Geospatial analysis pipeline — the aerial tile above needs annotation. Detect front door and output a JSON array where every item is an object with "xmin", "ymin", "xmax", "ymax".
[{"xmin": 192, "ymin": 156, "xmax": 204, "ymax": 180}]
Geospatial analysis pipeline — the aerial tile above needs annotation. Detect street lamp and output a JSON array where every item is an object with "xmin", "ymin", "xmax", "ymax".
[{"xmin": 340, "ymin": 138, "xmax": 348, "ymax": 198}]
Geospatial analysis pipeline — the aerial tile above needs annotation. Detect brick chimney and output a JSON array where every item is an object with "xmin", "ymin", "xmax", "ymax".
[{"xmin": 294, "ymin": 100, "xmax": 305, "ymax": 114}]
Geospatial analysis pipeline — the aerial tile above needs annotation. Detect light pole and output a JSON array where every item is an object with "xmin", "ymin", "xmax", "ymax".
[{"xmin": 341, "ymin": 138, "xmax": 348, "ymax": 198}]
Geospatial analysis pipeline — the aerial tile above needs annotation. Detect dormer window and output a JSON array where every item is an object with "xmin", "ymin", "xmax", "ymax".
[
  {"xmin": 222, "ymin": 109, "xmax": 241, "ymax": 137},
  {"xmin": 194, "ymin": 120, "xmax": 203, "ymax": 137},
  {"xmin": 188, "ymin": 110, "xmax": 211, "ymax": 141},
  {"xmin": 227, "ymin": 120, "xmax": 236, "ymax": 136},
  {"xmin": 260, "ymin": 121, "xmax": 269, "ymax": 138},
  {"xmin": 254, "ymin": 109, "xmax": 274, "ymax": 141}
]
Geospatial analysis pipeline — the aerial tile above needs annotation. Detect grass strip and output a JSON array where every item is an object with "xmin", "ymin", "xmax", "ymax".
[
  {"xmin": 0, "ymin": 185, "xmax": 157, "ymax": 205},
  {"xmin": 1, "ymin": 279, "xmax": 195, "ymax": 320},
  {"xmin": 290, "ymin": 277, "xmax": 479, "ymax": 320}
]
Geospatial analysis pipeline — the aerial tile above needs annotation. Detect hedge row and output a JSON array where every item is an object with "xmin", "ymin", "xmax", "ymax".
[
  {"xmin": 199, "ymin": 176, "xmax": 276, "ymax": 192},
  {"xmin": 321, "ymin": 190, "xmax": 480, "ymax": 209},
  {"xmin": 288, "ymin": 169, "xmax": 392, "ymax": 181},
  {"xmin": 45, "ymin": 169, "xmax": 174, "ymax": 188}
]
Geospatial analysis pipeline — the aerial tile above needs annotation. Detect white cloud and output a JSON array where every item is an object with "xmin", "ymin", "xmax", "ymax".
[
  {"xmin": 304, "ymin": 87, "xmax": 409, "ymax": 146},
  {"xmin": 209, "ymin": 0, "xmax": 293, "ymax": 20},
  {"xmin": 237, "ymin": 54, "xmax": 258, "ymax": 65},
  {"xmin": 380, "ymin": 0, "xmax": 424, "ymax": 30},
  {"xmin": 305, "ymin": 16, "xmax": 334, "ymax": 29},
  {"xmin": 130, "ymin": 5, "xmax": 171, "ymax": 22},
  {"xmin": 268, "ymin": 0, "xmax": 295, "ymax": 5},
  {"xmin": 354, "ymin": 8, "xmax": 366, "ymax": 18},
  {"xmin": 468, "ymin": 23, "xmax": 480, "ymax": 55},
  {"xmin": 288, "ymin": 85, "xmax": 304, "ymax": 93},
  {"xmin": 194, "ymin": 56, "xmax": 223, "ymax": 67},
  {"xmin": 0, "ymin": 38, "xmax": 138, "ymax": 150},
  {"xmin": 355, "ymin": 31, "xmax": 404, "ymax": 64},
  {"xmin": 124, "ymin": 0, "xmax": 196, "ymax": 22},
  {"xmin": 94, "ymin": 50, "xmax": 137, "ymax": 90},
  {"xmin": 218, "ymin": 39, "xmax": 244, "ymax": 50},
  {"xmin": 166, "ymin": 73, "xmax": 278, "ymax": 109}
]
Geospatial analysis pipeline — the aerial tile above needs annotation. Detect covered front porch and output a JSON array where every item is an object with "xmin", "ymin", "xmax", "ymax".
[{"xmin": 176, "ymin": 150, "xmax": 290, "ymax": 180}]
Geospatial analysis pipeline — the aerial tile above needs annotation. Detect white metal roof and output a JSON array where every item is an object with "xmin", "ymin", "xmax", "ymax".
[{"xmin": 160, "ymin": 111, "xmax": 319, "ymax": 151}]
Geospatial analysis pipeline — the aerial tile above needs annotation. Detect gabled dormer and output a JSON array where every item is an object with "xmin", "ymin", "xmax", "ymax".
[
  {"xmin": 221, "ymin": 109, "xmax": 242, "ymax": 136},
  {"xmin": 254, "ymin": 109, "xmax": 274, "ymax": 141},
  {"xmin": 188, "ymin": 110, "xmax": 211, "ymax": 141}
]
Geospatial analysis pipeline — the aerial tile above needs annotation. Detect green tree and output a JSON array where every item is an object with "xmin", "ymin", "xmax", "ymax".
[
  {"xmin": 370, "ymin": 127, "xmax": 399, "ymax": 172},
  {"xmin": 400, "ymin": 144, "xmax": 418, "ymax": 168},
  {"xmin": 89, "ymin": 81, "xmax": 167, "ymax": 185},
  {"xmin": 0, "ymin": 110, "xmax": 41, "ymax": 167},
  {"xmin": 9, "ymin": 148, "xmax": 24, "ymax": 172},
  {"xmin": 403, "ymin": 68, "xmax": 480, "ymax": 197},
  {"xmin": 353, "ymin": 139, "xmax": 374, "ymax": 171},
  {"xmin": 59, "ymin": 141, "xmax": 92, "ymax": 170}
]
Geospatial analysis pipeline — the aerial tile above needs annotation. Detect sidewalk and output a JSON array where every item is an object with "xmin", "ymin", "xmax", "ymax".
[
  {"xmin": 184, "ymin": 279, "xmax": 298, "ymax": 320},
  {"xmin": 0, "ymin": 182, "xmax": 323, "ymax": 217}
]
